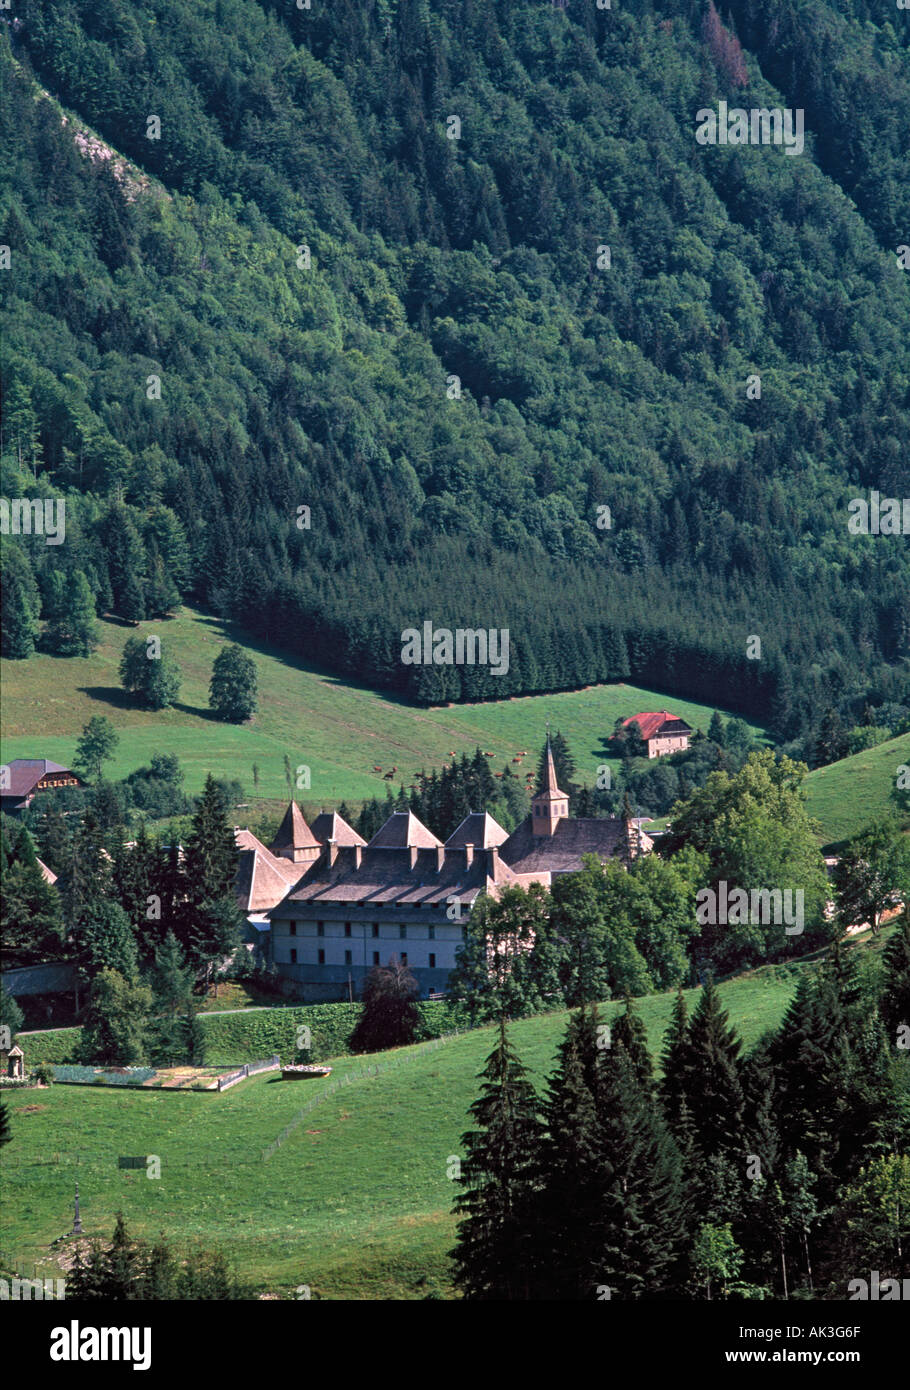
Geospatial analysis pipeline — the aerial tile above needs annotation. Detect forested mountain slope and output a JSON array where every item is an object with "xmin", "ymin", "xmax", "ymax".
[{"xmin": 2, "ymin": 0, "xmax": 908, "ymax": 738}]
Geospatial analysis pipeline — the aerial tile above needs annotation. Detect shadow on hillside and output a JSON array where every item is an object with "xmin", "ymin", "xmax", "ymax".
[
  {"xmin": 191, "ymin": 611, "xmax": 422, "ymax": 711},
  {"xmin": 78, "ymin": 685, "xmax": 139, "ymax": 710}
]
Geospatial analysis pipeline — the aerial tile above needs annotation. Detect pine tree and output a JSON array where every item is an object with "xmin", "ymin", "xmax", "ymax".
[
  {"xmin": 707, "ymin": 711, "xmax": 726, "ymax": 746},
  {"xmin": 153, "ymin": 930, "xmax": 193, "ymax": 1013},
  {"xmin": 611, "ymin": 993, "xmax": 653, "ymax": 1093},
  {"xmin": 1, "ymin": 544, "xmax": 41, "ymax": 658},
  {"xmin": 183, "ymin": 775, "xmax": 239, "ymax": 904},
  {"xmin": 530, "ymin": 1013, "xmax": 603, "ymax": 1299},
  {"xmin": 881, "ymin": 912, "xmax": 910, "ymax": 1041},
  {"xmin": 451, "ymin": 1019, "xmax": 544, "ymax": 1300},
  {"xmin": 678, "ymin": 979, "xmax": 747, "ymax": 1178},
  {"xmin": 659, "ymin": 986, "xmax": 691, "ymax": 1140},
  {"xmin": 102, "ymin": 503, "xmax": 147, "ymax": 621},
  {"xmin": 587, "ymin": 1012, "xmax": 689, "ymax": 1298},
  {"xmin": 43, "ymin": 569, "xmax": 98, "ymax": 655}
]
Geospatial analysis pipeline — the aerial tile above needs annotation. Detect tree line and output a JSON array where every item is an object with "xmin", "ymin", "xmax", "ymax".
[{"xmin": 451, "ymin": 921, "xmax": 910, "ymax": 1299}]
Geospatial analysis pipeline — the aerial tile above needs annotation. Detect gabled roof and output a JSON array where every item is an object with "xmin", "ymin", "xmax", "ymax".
[
  {"xmin": 1, "ymin": 759, "xmax": 76, "ymax": 797},
  {"xmin": 367, "ymin": 810, "xmax": 442, "ymax": 850},
  {"xmin": 269, "ymin": 801, "xmax": 320, "ymax": 854},
  {"xmin": 621, "ymin": 711, "xmax": 692, "ymax": 742},
  {"xmin": 445, "ymin": 811, "xmax": 509, "ymax": 849},
  {"xmin": 268, "ymin": 842, "xmax": 520, "ymax": 912},
  {"xmin": 309, "ymin": 811, "xmax": 367, "ymax": 847},
  {"xmin": 500, "ymin": 816, "xmax": 650, "ymax": 876}
]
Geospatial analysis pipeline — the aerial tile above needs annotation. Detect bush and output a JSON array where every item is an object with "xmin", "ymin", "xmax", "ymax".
[{"xmin": 33, "ymin": 1062, "xmax": 55, "ymax": 1085}]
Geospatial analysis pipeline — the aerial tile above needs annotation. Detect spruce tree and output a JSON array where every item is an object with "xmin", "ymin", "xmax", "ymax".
[
  {"xmin": 677, "ymin": 979, "xmax": 747, "ymax": 1185},
  {"xmin": 881, "ymin": 912, "xmax": 910, "ymax": 1041},
  {"xmin": 0, "ymin": 544, "xmax": 40, "ymax": 658},
  {"xmin": 43, "ymin": 569, "xmax": 98, "ymax": 656},
  {"xmin": 530, "ymin": 1012, "xmax": 603, "ymax": 1299},
  {"xmin": 451, "ymin": 1019, "xmax": 544, "ymax": 1300},
  {"xmin": 587, "ymin": 1012, "xmax": 689, "ymax": 1299}
]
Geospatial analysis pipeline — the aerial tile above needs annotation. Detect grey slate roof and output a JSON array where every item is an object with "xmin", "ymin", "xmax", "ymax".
[{"xmin": 499, "ymin": 815, "xmax": 640, "ymax": 876}]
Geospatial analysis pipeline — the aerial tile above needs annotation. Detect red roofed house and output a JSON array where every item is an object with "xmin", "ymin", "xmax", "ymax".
[
  {"xmin": 1, "ymin": 759, "xmax": 85, "ymax": 813},
  {"xmin": 621, "ymin": 711, "xmax": 693, "ymax": 759}
]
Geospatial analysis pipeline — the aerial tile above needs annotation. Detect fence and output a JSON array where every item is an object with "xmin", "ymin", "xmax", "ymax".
[
  {"xmin": 261, "ymin": 1033, "xmax": 455, "ymax": 1161},
  {"xmin": 217, "ymin": 1055, "xmax": 281, "ymax": 1092}
]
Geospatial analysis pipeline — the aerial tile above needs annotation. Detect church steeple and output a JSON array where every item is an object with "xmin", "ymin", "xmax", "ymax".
[{"xmin": 531, "ymin": 733, "xmax": 569, "ymax": 837}]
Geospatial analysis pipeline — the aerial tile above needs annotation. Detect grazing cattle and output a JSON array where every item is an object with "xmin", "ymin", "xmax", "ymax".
[
  {"xmin": 512, "ymin": 757, "xmax": 522, "ymax": 762},
  {"xmin": 372, "ymin": 766, "xmax": 383, "ymax": 772},
  {"xmin": 484, "ymin": 751, "xmax": 495, "ymax": 757},
  {"xmin": 383, "ymin": 771, "xmax": 395, "ymax": 780}
]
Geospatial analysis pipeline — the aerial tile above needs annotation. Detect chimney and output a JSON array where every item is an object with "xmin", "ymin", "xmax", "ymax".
[
  {"xmin": 464, "ymin": 844, "xmax": 474, "ymax": 867},
  {"xmin": 486, "ymin": 845, "xmax": 499, "ymax": 877},
  {"xmin": 354, "ymin": 844, "xmax": 362, "ymax": 869},
  {"xmin": 327, "ymin": 839, "xmax": 338, "ymax": 868},
  {"xmin": 436, "ymin": 845, "xmax": 445, "ymax": 872}
]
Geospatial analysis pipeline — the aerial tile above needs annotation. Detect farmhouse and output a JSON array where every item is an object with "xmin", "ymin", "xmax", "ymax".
[
  {"xmin": 0, "ymin": 758, "xmax": 85, "ymax": 813},
  {"xmin": 620, "ymin": 711, "xmax": 692, "ymax": 759},
  {"xmin": 266, "ymin": 744, "xmax": 651, "ymax": 999}
]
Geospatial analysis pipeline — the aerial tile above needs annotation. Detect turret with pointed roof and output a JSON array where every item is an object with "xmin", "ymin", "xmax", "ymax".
[
  {"xmin": 269, "ymin": 801, "xmax": 322, "ymax": 865},
  {"xmin": 367, "ymin": 809, "xmax": 442, "ymax": 849},
  {"xmin": 531, "ymin": 738, "xmax": 569, "ymax": 837},
  {"xmin": 309, "ymin": 810, "xmax": 366, "ymax": 848}
]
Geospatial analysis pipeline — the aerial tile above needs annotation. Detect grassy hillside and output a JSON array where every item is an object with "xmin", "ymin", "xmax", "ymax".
[
  {"xmin": 1, "ymin": 929, "xmax": 893, "ymax": 1299},
  {"xmin": 0, "ymin": 606, "xmax": 765, "ymax": 809},
  {"xmin": 805, "ymin": 733, "xmax": 910, "ymax": 850}
]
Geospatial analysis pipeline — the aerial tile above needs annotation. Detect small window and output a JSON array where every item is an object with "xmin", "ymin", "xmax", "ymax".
[
  {"xmin": 290, "ymin": 948, "xmax": 297, "ymax": 964},
  {"xmin": 317, "ymin": 922, "xmax": 324, "ymax": 937},
  {"xmin": 428, "ymin": 925, "xmax": 435, "ymax": 940},
  {"xmin": 344, "ymin": 949, "xmax": 352, "ymax": 965},
  {"xmin": 401, "ymin": 952, "xmax": 408, "ymax": 966},
  {"xmin": 400, "ymin": 925, "xmax": 407, "ymax": 939},
  {"xmin": 372, "ymin": 951, "xmax": 380, "ymax": 965},
  {"xmin": 290, "ymin": 922, "xmax": 297, "ymax": 936},
  {"xmin": 344, "ymin": 922, "xmax": 352, "ymax": 937},
  {"xmin": 429, "ymin": 953, "xmax": 436, "ymax": 969},
  {"xmin": 372, "ymin": 923, "xmax": 379, "ymax": 938},
  {"xmin": 318, "ymin": 949, "xmax": 325, "ymax": 965}
]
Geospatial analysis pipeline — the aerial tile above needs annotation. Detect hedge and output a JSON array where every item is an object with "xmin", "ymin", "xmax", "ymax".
[
  {"xmin": 15, "ymin": 1028, "xmax": 80, "ymax": 1065},
  {"xmin": 16, "ymin": 1000, "xmax": 466, "ymax": 1068}
]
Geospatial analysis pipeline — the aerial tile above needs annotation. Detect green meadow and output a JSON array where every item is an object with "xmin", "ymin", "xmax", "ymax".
[
  {"xmin": 1, "ymin": 930, "xmax": 892, "ymax": 1300},
  {"xmin": 804, "ymin": 732, "xmax": 910, "ymax": 850},
  {"xmin": 0, "ymin": 606, "xmax": 764, "ymax": 809}
]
